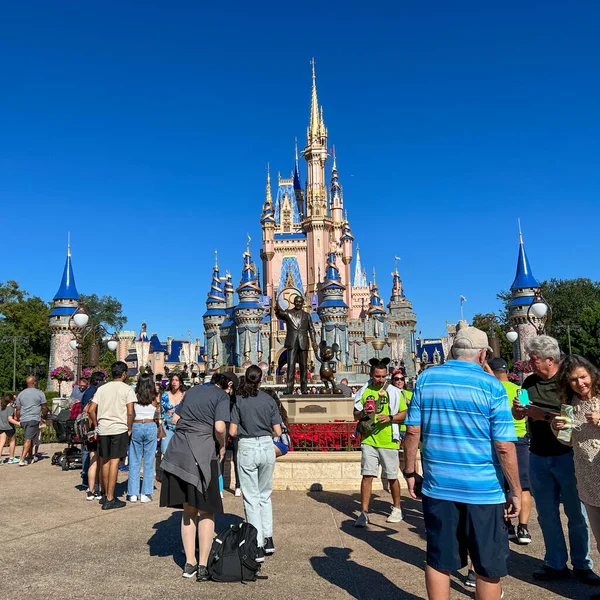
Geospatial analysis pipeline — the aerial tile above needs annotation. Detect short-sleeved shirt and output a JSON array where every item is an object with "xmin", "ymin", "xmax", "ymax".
[
  {"xmin": 15, "ymin": 388, "xmax": 46, "ymax": 423},
  {"xmin": 358, "ymin": 386, "xmax": 399, "ymax": 450},
  {"xmin": 0, "ymin": 406, "xmax": 15, "ymax": 430},
  {"xmin": 81, "ymin": 385, "xmax": 97, "ymax": 409},
  {"xmin": 500, "ymin": 380, "xmax": 527, "ymax": 438},
  {"xmin": 92, "ymin": 381, "xmax": 137, "ymax": 435},
  {"xmin": 405, "ymin": 360, "xmax": 517, "ymax": 505},
  {"xmin": 231, "ymin": 391, "xmax": 281, "ymax": 438},
  {"xmin": 398, "ymin": 390, "xmax": 412, "ymax": 433},
  {"xmin": 175, "ymin": 384, "xmax": 230, "ymax": 429},
  {"xmin": 524, "ymin": 372, "xmax": 570, "ymax": 457}
]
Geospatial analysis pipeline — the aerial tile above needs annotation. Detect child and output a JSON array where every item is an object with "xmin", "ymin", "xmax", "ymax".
[{"xmin": 0, "ymin": 394, "xmax": 19, "ymax": 464}]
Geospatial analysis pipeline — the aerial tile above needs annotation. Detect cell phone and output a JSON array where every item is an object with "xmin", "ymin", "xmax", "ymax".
[
  {"xmin": 364, "ymin": 398, "xmax": 376, "ymax": 411},
  {"xmin": 516, "ymin": 388, "xmax": 530, "ymax": 406}
]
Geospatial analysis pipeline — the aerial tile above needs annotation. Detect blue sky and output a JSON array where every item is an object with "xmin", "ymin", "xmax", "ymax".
[{"xmin": 1, "ymin": 1, "xmax": 599, "ymax": 341}]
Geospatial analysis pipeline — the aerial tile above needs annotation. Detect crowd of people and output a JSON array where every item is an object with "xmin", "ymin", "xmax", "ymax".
[{"xmin": 4, "ymin": 329, "xmax": 600, "ymax": 598}]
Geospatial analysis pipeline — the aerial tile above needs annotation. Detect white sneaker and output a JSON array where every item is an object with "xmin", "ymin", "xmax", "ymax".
[
  {"xmin": 140, "ymin": 495, "xmax": 152, "ymax": 503},
  {"xmin": 235, "ymin": 488, "xmax": 242, "ymax": 497},
  {"xmin": 355, "ymin": 511, "xmax": 369, "ymax": 527},
  {"xmin": 128, "ymin": 495, "xmax": 138, "ymax": 503},
  {"xmin": 220, "ymin": 491, "xmax": 224, "ymax": 499},
  {"xmin": 18, "ymin": 461, "xmax": 26, "ymax": 467},
  {"xmin": 386, "ymin": 506, "xmax": 403, "ymax": 523}
]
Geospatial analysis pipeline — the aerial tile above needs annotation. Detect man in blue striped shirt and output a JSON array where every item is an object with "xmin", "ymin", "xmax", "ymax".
[{"xmin": 403, "ymin": 326, "xmax": 520, "ymax": 600}]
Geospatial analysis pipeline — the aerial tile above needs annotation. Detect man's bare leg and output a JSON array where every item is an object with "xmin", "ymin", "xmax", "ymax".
[
  {"xmin": 475, "ymin": 574, "xmax": 502, "ymax": 600},
  {"xmin": 106, "ymin": 457, "xmax": 120, "ymax": 500},
  {"xmin": 389, "ymin": 478, "xmax": 401, "ymax": 509},
  {"xmin": 20, "ymin": 439, "xmax": 32, "ymax": 463},
  {"xmin": 425, "ymin": 565, "xmax": 450, "ymax": 600},
  {"xmin": 361, "ymin": 475, "xmax": 374, "ymax": 512}
]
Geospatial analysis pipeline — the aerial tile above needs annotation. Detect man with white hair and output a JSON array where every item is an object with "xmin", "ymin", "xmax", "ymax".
[
  {"xmin": 404, "ymin": 326, "xmax": 520, "ymax": 600},
  {"xmin": 513, "ymin": 335, "xmax": 599, "ymax": 584}
]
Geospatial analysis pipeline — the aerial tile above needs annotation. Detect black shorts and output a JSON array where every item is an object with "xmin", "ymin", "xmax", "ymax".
[
  {"xmin": 0, "ymin": 428, "xmax": 15, "ymax": 438},
  {"xmin": 422, "ymin": 495, "xmax": 508, "ymax": 578},
  {"xmin": 98, "ymin": 432, "xmax": 129, "ymax": 459},
  {"xmin": 515, "ymin": 436, "xmax": 530, "ymax": 491}
]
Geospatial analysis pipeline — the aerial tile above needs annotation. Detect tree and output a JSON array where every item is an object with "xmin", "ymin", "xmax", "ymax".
[
  {"xmin": 569, "ymin": 302, "xmax": 600, "ymax": 364},
  {"xmin": 472, "ymin": 312, "xmax": 514, "ymax": 366},
  {"xmin": 80, "ymin": 294, "xmax": 127, "ymax": 331}
]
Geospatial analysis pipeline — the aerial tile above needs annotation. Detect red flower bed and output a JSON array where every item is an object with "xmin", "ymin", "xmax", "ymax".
[{"xmin": 289, "ymin": 421, "xmax": 360, "ymax": 452}]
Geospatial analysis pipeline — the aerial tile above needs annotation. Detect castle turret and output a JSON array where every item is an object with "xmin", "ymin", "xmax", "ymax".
[
  {"xmin": 508, "ymin": 227, "xmax": 542, "ymax": 360},
  {"xmin": 202, "ymin": 251, "xmax": 227, "ymax": 370},
  {"xmin": 260, "ymin": 167, "xmax": 276, "ymax": 299},
  {"xmin": 387, "ymin": 265, "xmax": 417, "ymax": 375},
  {"xmin": 350, "ymin": 244, "xmax": 370, "ymax": 319},
  {"xmin": 235, "ymin": 238, "xmax": 264, "ymax": 365},
  {"xmin": 224, "ymin": 271, "xmax": 235, "ymax": 308},
  {"xmin": 48, "ymin": 240, "xmax": 80, "ymax": 391},
  {"xmin": 293, "ymin": 138, "xmax": 304, "ymax": 218}
]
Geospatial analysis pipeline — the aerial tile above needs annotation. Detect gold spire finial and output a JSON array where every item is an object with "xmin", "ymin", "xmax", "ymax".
[
  {"xmin": 265, "ymin": 163, "xmax": 272, "ymax": 205},
  {"xmin": 246, "ymin": 233, "xmax": 251, "ymax": 254},
  {"xmin": 332, "ymin": 145, "xmax": 337, "ymax": 171},
  {"xmin": 309, "ymin": 58, "xmax": 319, "ymax": 139}
]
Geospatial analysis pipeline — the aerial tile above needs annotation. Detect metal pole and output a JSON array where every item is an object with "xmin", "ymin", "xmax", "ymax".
[{"xmin": 13, "ymin": 337, "xmax": 17, "ymax": 391}]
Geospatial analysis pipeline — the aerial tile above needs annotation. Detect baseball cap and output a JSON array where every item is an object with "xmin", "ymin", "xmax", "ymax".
[
  {"xmin": 488, "ymin": 357, "xmax": 508, "ymax": 371},
  {"xmin": 453, "ymin": 326, "xmax": 493, "ymax": 355}
]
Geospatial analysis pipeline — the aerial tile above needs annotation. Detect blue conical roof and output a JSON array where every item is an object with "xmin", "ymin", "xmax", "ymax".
[
  {"xmin": 511, "ymin": 234, "xmax": 540, "ymax": 290},
  {"xmin": 53, "ymin": 250, "xmax": 80, "ymax": 300}
]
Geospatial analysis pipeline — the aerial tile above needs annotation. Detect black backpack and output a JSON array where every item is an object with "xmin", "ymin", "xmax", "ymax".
[{"xmin": 207, "ymin": 522, "xmax": 261, "ymax": 583}]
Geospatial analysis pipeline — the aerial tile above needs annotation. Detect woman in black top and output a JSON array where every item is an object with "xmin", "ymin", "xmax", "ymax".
[{"xmin": 230, "ymin": 365, "xmax": 282, "ymax": 561}]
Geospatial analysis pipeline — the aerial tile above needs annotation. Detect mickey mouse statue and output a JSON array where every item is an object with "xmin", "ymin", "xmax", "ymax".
[{"xmin": 315, "ymin": 341, "xmax": 341, "ymax": 394}]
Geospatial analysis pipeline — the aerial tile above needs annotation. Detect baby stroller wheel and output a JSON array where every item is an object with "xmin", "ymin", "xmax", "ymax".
[
  {"xmin": 58, "ymin": 454, "xmax": 67, "ymax": 470},
  {"xmin": 51, "ymin": 451, "xmax": 61, "ymax": 466}
]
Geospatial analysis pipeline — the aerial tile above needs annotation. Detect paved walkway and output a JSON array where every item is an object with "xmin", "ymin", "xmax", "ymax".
[{"xmin": 1, "ymin": 445, "xmax": 597, "ymax": 600}]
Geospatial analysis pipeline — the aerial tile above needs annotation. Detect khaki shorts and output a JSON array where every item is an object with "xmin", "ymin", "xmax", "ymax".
[{"xmin": 361, "ymin": 444, "xmax": 399, "ymax": 479}]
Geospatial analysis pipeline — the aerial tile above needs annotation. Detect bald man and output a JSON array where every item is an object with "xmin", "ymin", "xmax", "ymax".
[{"xmin": 15, "ymin": 376, "xmax": 48, "ymax": 466}]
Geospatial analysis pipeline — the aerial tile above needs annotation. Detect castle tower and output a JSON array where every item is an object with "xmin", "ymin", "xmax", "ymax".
[
  {"xmin": 234, "ymin": 238, "xmax": 264, "ymax": 365},
  {"xmin": 202, "ymin": 251, "xmax": 227, "ymax": 370},
  {"xmin": 508, "ymin": 227, "xmax": 542, "ymax": 360},
  {"xmin": 350, "ymin": 244, "xmax": 370, "ymax": 319},
  {"xmin": 340, "ymin": 213, "xmax": 354, "ymax": 309},
  {"xmin": 303, "ymin": 60, "xmax": 333, "ymax": 294},
  {"xmin": 48, "ymin": 241, "xmax": 80, "ymax": 391},
  {"xmin": 116, "ymin": 330, "xmax": 136, "ymax": 363},
  {"xmin": 293, "ymin": 138, "xmax": 304, "ymax": 218},
  {"xmin": 317, "ymin": 242, "xmax": 349, "ymax": 365},
  {"xmin": 259, "ymin": 167, "xmax": 276, "ymax": 299},
  {"xmin": 224, "ymin": 271, "xmax": 235, "ymax": 308},
  {"xmin": 387, "ymin": 266, "xmax": 418, "ymax": 375}
]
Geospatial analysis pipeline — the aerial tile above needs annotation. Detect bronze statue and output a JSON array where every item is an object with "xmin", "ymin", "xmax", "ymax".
[
  {"xmin": 275, "ymin": 295, "xmax": 318, "ymax": 394},
  {"xmin": 315, "ymin": 341, "xmax": 340, "ymax": 394}
]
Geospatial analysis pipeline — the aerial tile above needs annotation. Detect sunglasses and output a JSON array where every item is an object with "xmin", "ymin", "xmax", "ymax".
[{"xmin": 392, "ymin": 377, "xmax": 405, "ymax": 382}]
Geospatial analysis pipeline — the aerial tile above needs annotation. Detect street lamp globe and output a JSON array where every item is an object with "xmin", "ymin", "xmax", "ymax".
[
  {"xmin": 73, "ymin": 312, "xmax": 89, "ymax": 328},
  {"xmin": 506, "ymin": 330, "xmax": 518, "ymax": 343},
  {"xmin": 530, "ymin": 301, "xmax": 548, "ymax": 319},
  {"xmin": 107, "ymin": 339, "xmax": 118, "ymax": 352},
  {"xmin": 69, "ymin": 340, "xmax": 78, "ymax": 350}
]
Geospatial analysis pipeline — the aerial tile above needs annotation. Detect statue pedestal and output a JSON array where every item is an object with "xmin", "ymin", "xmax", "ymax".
[{"xmin": 281, "ymin": 393, "xmax": 355, "ymax": 424}]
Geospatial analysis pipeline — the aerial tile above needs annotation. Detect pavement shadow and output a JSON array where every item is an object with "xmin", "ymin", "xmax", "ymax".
[{"xmin": 311, "ymin": 547, "xmax": 423, "ymax": 600}]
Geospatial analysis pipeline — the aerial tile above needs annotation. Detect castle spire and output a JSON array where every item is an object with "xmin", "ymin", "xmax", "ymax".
[
  {"xmin": 293, "ymin": 139, "xmax": 301, "ymax": 190},
  {"xmin": 511, "ymin": 223, "xmax": 539, "ymax": 290},
  {"xmin": 353, "ymin": 244, "xmax": 367, "ymax": 287},
  {"xmin": 309, "ymin": 58, "xmax": 319, "ymax": 140},
  {"xmin": 54, "ymin": 237, "xmax": 80, "ymax": 300}
]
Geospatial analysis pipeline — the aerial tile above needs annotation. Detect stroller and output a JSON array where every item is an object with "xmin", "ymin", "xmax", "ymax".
[{"xmin": 50, "ymin": 409, "xmax": 84, "ymax": 471}]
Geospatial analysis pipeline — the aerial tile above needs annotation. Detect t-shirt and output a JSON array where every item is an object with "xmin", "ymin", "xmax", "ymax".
[
  {"xmin": 81, "ymin": 385, "xmax": 97, "ymax": 409},
  {"xmin": 500, "ymin": 380, "xmax": 527, "ymax": 438},
  {"xmin": 15, "ymin": 388, "xmax": 46, "ymax": 423},
  {"xmin": 358, "ymin": 385, "xmax": 399, "ymax": 450},
  {"xmin": 523, "ymin": 372, "xmax": 569, "ymax": 457},
  {"xmin": 0, "ymin": 405, "xmax": 15, "ymax": 431},
  {"xmin": 231, "ymin": 391, "xmax": 281, "ymax": 438},
  {"xmin": 175, "ymin": 384, "xmax": 230, "ymax": 429},
  {"xmin": 405, "ymin": 360, "xmax": 517, "ymax": 505},
  {"xmin": 398, "ymin": 390, "xmax": 412, "ymax": 433},
  {"xmin": 93, "ymin": 381, "xmax": 137, "ymax": 436}
]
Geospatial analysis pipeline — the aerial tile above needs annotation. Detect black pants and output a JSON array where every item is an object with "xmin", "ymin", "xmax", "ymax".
[{"xmin": 286, "ymin": 342, "xmax": 309, "ymax": 392}]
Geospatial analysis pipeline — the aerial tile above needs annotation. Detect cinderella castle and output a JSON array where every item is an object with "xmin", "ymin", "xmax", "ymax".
[{"xmin": 201, "ymin": 62, "xmax": 418, "ymax": 377}]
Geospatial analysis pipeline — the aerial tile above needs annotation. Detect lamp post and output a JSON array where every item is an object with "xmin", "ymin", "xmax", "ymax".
[
  {"xmin": 68, "ymin": 303, "xmax": 118, "ymax": 383},
  {"xmin": 527, "ymin": 290, "xmax": 552, "ymax": 335},
  {"xmin": 26, "ymin": 360, "xmax": 46, "ymax": 382},
  {"xmin": 2, "ymin": 335, "xmax": 29, "ymax": 391}
]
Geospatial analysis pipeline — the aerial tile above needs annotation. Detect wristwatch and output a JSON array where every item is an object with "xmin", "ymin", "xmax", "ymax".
[
  {"xmin": 544, "ymin": 412, "xmax": 552, "ymax": 422},
  {"xmin": 403, "ymin": 471, "xmax": 416, "ymax": 478}
]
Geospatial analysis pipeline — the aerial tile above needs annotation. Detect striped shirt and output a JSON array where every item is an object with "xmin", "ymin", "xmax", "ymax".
[{"xmin": 405, "ymin": 360, "xmax": 516, "ymax": 504}]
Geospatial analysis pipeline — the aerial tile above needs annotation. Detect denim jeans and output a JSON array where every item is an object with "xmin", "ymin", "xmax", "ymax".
[
  {"xmin": 127, "ymin": 423, "xmax": 158, "ymax": 497},
  {"xmin": 237, "ymin": 436, "xmax": 276, "ymax": 547},
  {"xmin": 81, "ymin": 449, "xmax": 90, "ymax": 486},
  {"xmin": 160, "ymin": 423, "xmax": 175, "ymax": 455},
  {"xmin": 529, "ymin": 450, "xmax": 592, "ymax": 570}
]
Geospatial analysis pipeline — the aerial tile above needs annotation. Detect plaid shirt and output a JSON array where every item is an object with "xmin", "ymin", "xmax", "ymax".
[{"xmin": 69, "ymin": 401, "xmax": 83, "ymax": 419}]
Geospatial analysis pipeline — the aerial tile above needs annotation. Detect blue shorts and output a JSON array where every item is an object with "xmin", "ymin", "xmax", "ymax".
[
  {"xmin": 273, "ymin": 441, "xmax": 289, "ymax": 455},
  {"xmin": 422, "ymin": 495, "xmax": 508, "ymax": 578}
]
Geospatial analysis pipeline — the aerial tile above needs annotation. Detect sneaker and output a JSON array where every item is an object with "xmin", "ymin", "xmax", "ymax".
[
  {"xmin": 573, "ymin": 568, "xmax": 600, "ymax": 586},
  {"xmin": 98, "ymin": 495, "xmax": 107, "ymax": 505},
  {"xmin": 234, "ymin": 488, "xmax": 242, "ymax": 497},
  {"xmin": 127, "ymin": 495, "xmax": 138, "ymax": 503},
  {"xmin": 506, "ymin": 523, "xmax": 517, "ymax": 541},
  {"xmin": 355, "ymin": 511, "xmax": 369, "ymax": 527},
  {"xmin": 18, "ymin": 461, "xmax": 27, "ymax": 466},
  {"xmin": 264, "ymin": 537, "xmax": 275, "ymax": 555},
  {"xmin": 465, "ymin": 570, "xmax": 476, "ymax": 588},
  {"xmin": 86, "ymin": 491, "xmax": 96, "ymax": 501},
  {"xmin": 140, "ymin": 494, "xmax": 152, "ymax": 503},
  {"xmin": 196, "ymin": 566, "xmax": 210, "ymax": 582},
  {"xmin": 102, "ymin": 498, "xmax": 126, "ymax": 510},
  {"xmin": 517, "ymin": 524, "xmax": 532, "ymax": 545},
  {"xmin": 32, "ymin": 455, "xmax": 40, "ymax": 463},
  {"xmin": 8, "ymin": 457, "xmax": 19, "ymax": 464},
  {"xmin": 255, "ymin": 547, "xmax": 265, "ymax": 563},
  {"xmin": 93, "ymin": 490, "xmax": 103, "ymax": 500},
  {"xmin": 182, "ymin": 563, "xmax": 197, "ymax": 579},
  {"xmin": 118, "ymin": 464, "xmax": 129, "ymax": 472},
  {"xmin": 220, "ymin": 491, "xmax": 224, "ymax": 499},
  {"xmin": 532, "ymin": 566, "xmax": 571, "ymax": 581},
  {"xmin": 386, "ymin": 506, "xmax": 403, "ymax": 523}
]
